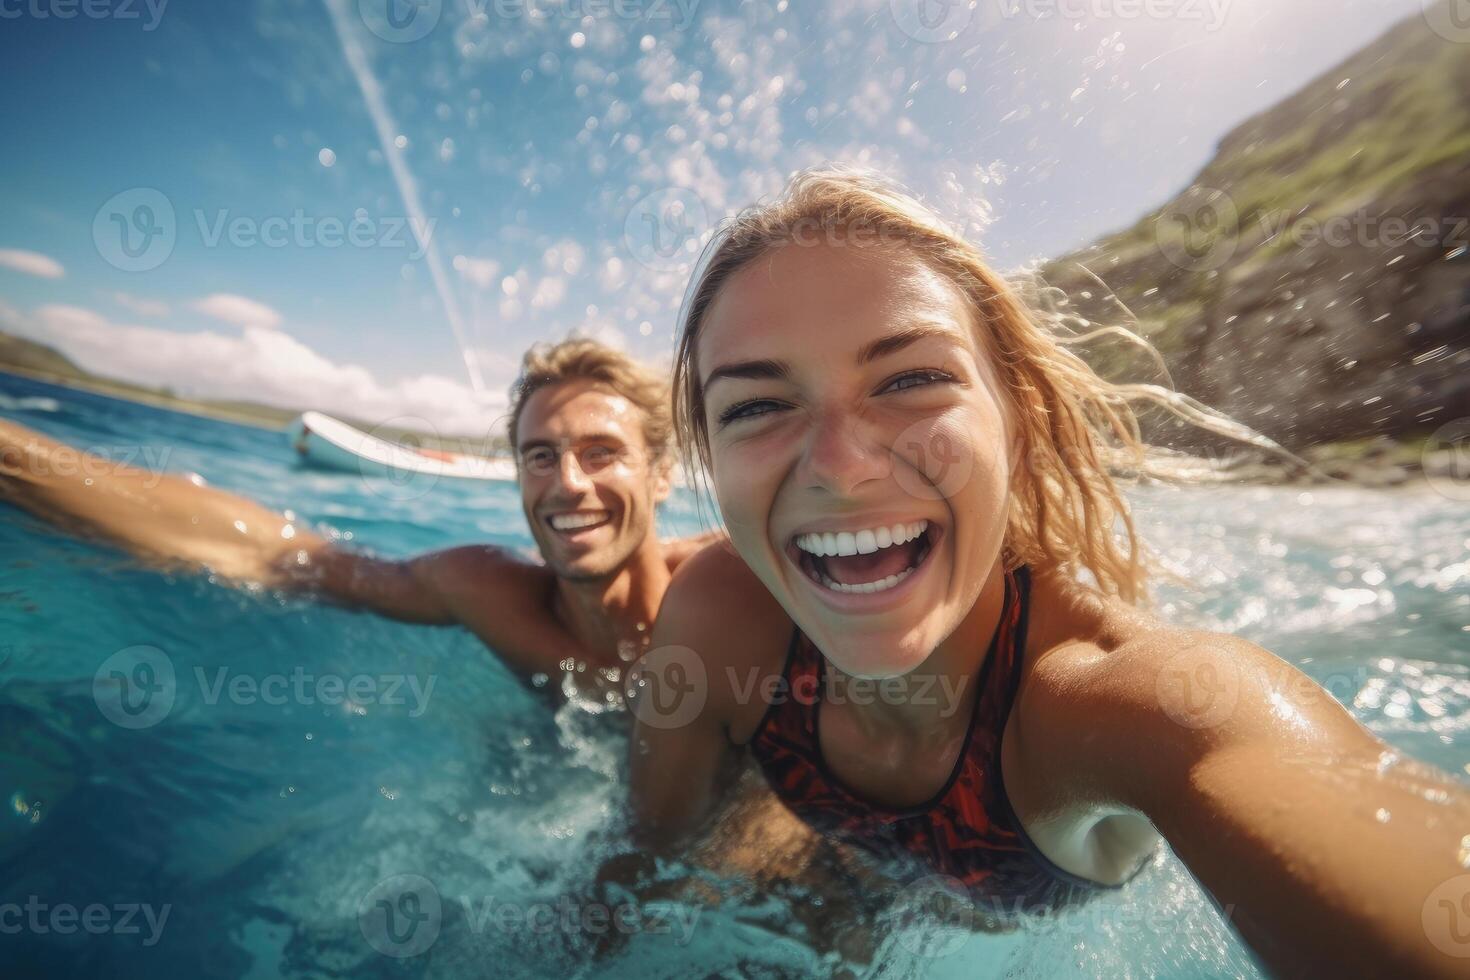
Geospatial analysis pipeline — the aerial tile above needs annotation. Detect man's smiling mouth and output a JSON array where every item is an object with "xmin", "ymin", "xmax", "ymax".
[
  {"xmin": 547, "ymin": 510, "xmax": 612, "ymax": 533},
  {"xmin": 790, "ymin": 519, "xmax": 935, "ymax": 595}
]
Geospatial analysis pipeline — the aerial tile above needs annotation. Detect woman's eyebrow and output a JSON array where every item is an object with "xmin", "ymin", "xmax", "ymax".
[
  {"xmin": 702, "ymin": 323, "xmax": 961, "ymax": 389},
  {"xmin": 703, "ymin": 358, "xmax": 788, "ymax": 390},
  {"xmin": 857, "ymin": 323, "xmax": 962, "ymax": 364}
]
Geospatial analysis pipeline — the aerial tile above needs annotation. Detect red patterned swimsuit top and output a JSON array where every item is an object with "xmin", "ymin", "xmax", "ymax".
[{"xmin": 748, "ymin": 565, "xmax": 1102, "ymax": 908}]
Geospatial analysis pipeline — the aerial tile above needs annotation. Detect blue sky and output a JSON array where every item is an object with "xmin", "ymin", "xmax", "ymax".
[{"xmin": 0, "ymin": 0, "xmax": 1428, "ymax": 434}]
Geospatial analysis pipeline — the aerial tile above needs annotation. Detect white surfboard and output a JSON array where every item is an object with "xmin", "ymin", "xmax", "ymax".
[{"xmin": 286, "ymin": 411, "xmax": 517, "ymax": 483}]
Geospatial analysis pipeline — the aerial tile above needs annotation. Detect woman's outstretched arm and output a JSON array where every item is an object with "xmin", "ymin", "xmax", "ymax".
[{"xmin": 1008, "ymin": 622, "xmax": 1470, "ymax": 979}]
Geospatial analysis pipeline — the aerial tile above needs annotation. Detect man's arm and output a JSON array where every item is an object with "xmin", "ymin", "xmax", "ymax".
[
  {"xmin": 1010, "ymin": 626, "xmax": 1470, "ymax": 979},
  {"xmin": 0, "ymin": 419, "xmax": 548, "ymax": 638}
]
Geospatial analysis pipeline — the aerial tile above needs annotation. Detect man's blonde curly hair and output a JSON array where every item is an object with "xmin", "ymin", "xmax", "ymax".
[
  {"xmin": 673, "ymin": 168, "xmax": 1254, "ymax": 604},
  {"xmin": 508, "ymin": 337, "xmax": 673, "ymax": 469}
]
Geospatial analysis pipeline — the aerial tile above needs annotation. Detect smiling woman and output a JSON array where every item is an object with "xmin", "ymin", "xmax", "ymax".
[{"xmin": 626, "ymin": 168, "xmax": 1470, "ymax": 979}]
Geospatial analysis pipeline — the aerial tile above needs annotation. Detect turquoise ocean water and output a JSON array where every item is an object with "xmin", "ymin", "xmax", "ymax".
[{"xmin": 1, "ymin": 370, "xmax": 1466, "ymax": 978}]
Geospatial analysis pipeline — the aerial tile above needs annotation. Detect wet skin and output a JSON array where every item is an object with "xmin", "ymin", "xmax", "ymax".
[{"xmin": 630, "ymin": 241, "xmax": 1470, "ymax": 979}]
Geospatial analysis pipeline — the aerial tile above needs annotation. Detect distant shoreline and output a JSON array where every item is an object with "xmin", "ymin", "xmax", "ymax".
[
  {"xmin": 0, "ymin": 365, "xmax": 291, "ymax": 431},
  {"xmin": 0, "ymin": 365, "xmax": 507, "ymax": 453}
]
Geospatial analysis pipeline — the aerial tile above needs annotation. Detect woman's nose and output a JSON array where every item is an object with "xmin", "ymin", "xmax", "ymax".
[{"xmin": 801, "ymin": 408, "xmax": 889, "ymax": 498}]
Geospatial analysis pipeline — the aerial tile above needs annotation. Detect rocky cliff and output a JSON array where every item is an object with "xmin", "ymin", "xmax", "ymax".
[{"xmin": 1041, "ymin": 4, "xmax": 1470, "ymax": 450}]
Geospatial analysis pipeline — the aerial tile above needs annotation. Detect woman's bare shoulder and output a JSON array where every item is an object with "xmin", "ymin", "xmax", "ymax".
[
  {"xmin": 1019, "ymin": 569, "xmax": 1363, "ymax": 764},
  {"xmin": 655, "ymin": 540, "xmax": 793, "ymax": 687},
  {"xmin": 1025, "ymin": 566, "xmax": 1171, "ymax": 657},
  {"xmin": 1019, "ymin": 569, "xmax": 1240, "ymax": 747}
]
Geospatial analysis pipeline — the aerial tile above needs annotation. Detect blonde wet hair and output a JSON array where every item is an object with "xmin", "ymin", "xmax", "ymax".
[
  {"xmin": 509, "ymin": 337, "xmax": 673, "ymax": 470},
  {"xmin": 672, "ymin": 168, "xmax": 1249, "ymax": 604}
]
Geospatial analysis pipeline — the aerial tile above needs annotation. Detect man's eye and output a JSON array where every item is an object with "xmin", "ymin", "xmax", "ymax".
[
  {"xmin": 582, "ymin": 446, "xmax": 616, "ymax": 467},
  {"xmin": 881, "ymin": 370, "xmax": 952, "ymax": 394},
  {"xmin": 522, "ymin": 449, "xmax": 555, "ymax": 470},
  {"xmin": 716, "ymin": 400, "xmax": 785, "ymax": 426}
]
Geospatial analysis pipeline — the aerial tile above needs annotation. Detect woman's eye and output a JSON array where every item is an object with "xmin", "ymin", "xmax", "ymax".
[
  {"xmin": 717, "ymin": 400, "xmax": 785, "ymax": 426},
  {"xmin": 881, "ymin": 370, "xmax": 952, "ymax": 394}
]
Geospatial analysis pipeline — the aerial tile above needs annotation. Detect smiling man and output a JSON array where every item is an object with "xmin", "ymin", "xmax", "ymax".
[{"xmin": 0, "ymin": 338, "xmax": 714, "ymax": 689}]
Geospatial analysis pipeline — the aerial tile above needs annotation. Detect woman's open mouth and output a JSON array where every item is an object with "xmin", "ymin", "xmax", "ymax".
[{"xmin": 789, "ymin": 519, "xmax": 936, "ymax": 596}]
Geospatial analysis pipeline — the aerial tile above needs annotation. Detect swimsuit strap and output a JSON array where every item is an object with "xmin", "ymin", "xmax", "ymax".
[{"xmin": 748, "ymin": 566, "xmax": 1102, "ymax": 906}]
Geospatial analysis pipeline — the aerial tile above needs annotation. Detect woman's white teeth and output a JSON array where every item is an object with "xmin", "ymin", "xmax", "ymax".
[
  {"xmin": 820, "ymin": 566, "xmax": 916, "ymax": 594},
  {"xmin": 795, "ymin": 520, "xmax": 927, "ymax": 558},
  {"xmin": 550, "ymin": 511, "xmax": 609, "ymax": 531}
]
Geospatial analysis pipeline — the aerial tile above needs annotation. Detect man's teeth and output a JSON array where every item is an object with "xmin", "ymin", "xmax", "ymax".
[
  {"xmin": 819, "ymin": 566, "xmax": 917, "ymax": 594},
  {"xmin": 794, "ymin": 520, "xmax": 928, "ymax": 558},
  {"xmin": 550, "ymin": 511, "xmax": 610, "ymax": 531}
]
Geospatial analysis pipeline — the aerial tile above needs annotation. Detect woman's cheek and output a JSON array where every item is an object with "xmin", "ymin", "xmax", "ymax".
[
  {"xmin": 712, "ymin": 444, "xmax": 771, "ymax": 552},
  {"xmin": 887, "ymin": 405, "xmax": 996, "ymax": 504}
]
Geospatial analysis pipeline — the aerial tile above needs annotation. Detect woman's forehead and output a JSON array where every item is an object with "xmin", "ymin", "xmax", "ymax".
[{"xmin": 698, "ymin": 243, "xmax": 974, "ymax": 378}]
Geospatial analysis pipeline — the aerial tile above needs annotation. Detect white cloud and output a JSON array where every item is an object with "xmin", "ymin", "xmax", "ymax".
[
  {"xmin": 530, "ymin": 276, "xmax": 566, "ymax": 311},
  {"xmin": 111, "ymin": 292, "xmax": 171, "ymax": 317},
  {"xmin": 452, "ymin": 254, "xmax": 501, "ymax": 289},
  {"xmin": 7, "ymin": 302, "xmax": 508, "ymax": 437},
  {"xmin": 0, "ymin": 249, "xmax": 64, "ymax": 280},
  {"xmin": 191, "ymin": 293, "xmax": 283, "ymax": 331}
]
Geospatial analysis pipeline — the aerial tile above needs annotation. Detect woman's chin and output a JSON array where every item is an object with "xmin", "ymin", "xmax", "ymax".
[{"xmin": 812, "ymin": 625, "xmax": 940, "ymax": 680}]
